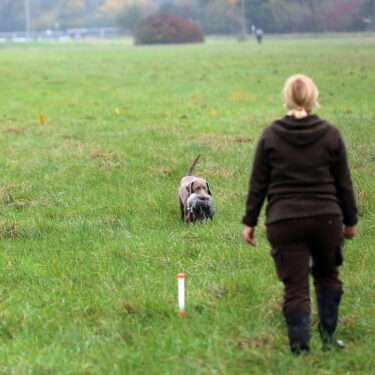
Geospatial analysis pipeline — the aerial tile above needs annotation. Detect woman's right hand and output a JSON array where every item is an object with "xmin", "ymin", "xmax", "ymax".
[
  {"xmin": 243, "ymin": 226, "xmax": 256, "ymax": 246},
  {"xmin": 343, "ymin": 225, "xmax": 356, "ymax": 239}
]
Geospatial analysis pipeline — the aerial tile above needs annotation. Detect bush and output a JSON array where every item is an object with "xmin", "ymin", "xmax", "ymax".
[{"xmin": 135, "ymin": 14, "xmax": 204, "ymax": 45}]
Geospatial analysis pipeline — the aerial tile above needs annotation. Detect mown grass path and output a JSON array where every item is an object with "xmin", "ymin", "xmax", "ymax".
[{"xmin": 0, "ymin": 36, "xmax": 374, "ymax": 374}]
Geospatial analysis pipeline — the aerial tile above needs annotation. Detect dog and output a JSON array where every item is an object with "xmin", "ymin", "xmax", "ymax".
[{"xmin": 178, "ymin": 155, "xmax": 215, "ymax": 223}]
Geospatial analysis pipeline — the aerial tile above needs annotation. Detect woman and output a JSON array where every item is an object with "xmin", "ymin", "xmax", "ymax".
[{"xmin": 242, "ymin": 74, "xmax": 357, "ymax": 355}]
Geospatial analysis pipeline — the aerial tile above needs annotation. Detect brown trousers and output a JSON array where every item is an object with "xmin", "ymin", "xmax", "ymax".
[{"xmin": 266, "ymin": 215, "xmax": 344, "ymax": 315}]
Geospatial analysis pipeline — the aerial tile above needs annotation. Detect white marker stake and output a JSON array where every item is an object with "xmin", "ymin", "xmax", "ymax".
[{"xmin": 177, "ymin": 273, "xmax": 186, "ymax": 317}]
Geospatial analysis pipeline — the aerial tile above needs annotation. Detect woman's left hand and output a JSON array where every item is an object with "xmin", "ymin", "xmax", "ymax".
[
  {"xmin": 343, "ymin": 225, "xmax": 356, "ymax": 239},
  {"xmin": 243, "ymin": 225, "xmax": 256, "ymax": 246}
]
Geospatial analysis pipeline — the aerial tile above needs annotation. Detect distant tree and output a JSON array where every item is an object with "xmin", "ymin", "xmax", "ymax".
[
  {"xmin": 164, "ymin": 0, "xmax": 241, "ymax": 34},
  {"xmin": 100, "ymin": 0, "xmax": 156, "ymax": 30},
  {"xmin": 265, "ymin": 0, "xmax": 366, "ymax": 32},
  {"xmin": 198, "ymin": 0, "xmax": 274, "ymax": 35},
  {"xmin": 98, "ymin": 0, "xmax": 154, "ymax": 18},
  {"xmin": 351, "ymin": 0, "xmax": 374, "ymax": 30},
  {"xmin": 28, "ymin": 0, "xmax": 106, "ymax": 30},
  {"xmin": 244, "ymin": 0, "xmax": 275, "ymax": 32},
  {"xmin": 0, "ymin": 0, "xmax": 24, "ymax": 32},
  {"xmin": 268, "ymin": 0, "xmax": 312, "ymax": 32},
  {"xmin": 116, "ymin": 5, "xmax": 152, "ymax": 32}
]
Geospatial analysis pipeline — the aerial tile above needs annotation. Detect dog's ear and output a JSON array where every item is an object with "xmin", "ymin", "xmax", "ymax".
[{"xmin": 206, "ymin": 182, "xmax": 212, "ymax": 196}]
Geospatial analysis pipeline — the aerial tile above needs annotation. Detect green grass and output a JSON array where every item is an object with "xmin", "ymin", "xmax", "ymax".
[{"xmin": 0, "ymin": 36, "xmax": 374, "ymax": 374}]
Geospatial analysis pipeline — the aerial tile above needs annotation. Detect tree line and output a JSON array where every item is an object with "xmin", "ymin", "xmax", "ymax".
[{"xmin": 0, "ymin": 0, "xmax": 374, "ymax": 33}]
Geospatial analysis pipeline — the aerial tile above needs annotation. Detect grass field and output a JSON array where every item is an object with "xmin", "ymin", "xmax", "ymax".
[{"xmin": 0, "ymin": 35, "xmax": 374, "ymax": 374}]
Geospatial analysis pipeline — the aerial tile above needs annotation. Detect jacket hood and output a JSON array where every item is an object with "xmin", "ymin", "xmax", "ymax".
[{"xmin": 271, "ymin": 115, "xmax": 330, "ymax": 147}]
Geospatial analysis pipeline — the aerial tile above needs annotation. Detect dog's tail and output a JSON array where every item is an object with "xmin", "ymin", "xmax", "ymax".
[{"xmin": 187, "ymin": 154, "xmax": 201, "ymax": 176}]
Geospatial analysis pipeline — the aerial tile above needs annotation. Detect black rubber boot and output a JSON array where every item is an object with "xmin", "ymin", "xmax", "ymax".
[
  {"xmin": 317, "ymin": 288, "xmax": 345, "ymax": 351},
  {"xmin": 285, "ymin": 312, "xmax": 311, "ymax": 355}
]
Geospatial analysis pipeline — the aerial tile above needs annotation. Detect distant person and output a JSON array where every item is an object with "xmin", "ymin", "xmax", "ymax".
[
  {"xmin": 255, "ymin": 28, "xmax": 264, "ymax": 44},
  {"xmin": 242, "ymin": 74, "xmax": 358, "ymax": 355}
]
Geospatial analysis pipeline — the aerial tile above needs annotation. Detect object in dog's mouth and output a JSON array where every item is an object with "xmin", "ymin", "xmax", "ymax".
[{"xmin": 187, "ymin": 193, "xmax": 215, "ymax": 222}]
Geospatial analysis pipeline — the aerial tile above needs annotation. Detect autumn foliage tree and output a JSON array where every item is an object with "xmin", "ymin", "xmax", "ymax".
[{"xmin": 134, "ymin": 14, "xmax": 204, "ymax": 45}]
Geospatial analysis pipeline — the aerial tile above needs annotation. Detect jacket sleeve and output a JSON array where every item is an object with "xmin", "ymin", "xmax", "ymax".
[
  {"xmin": 332, "ymin": 132, "xmax": 358, "ymax": 226},
  {"xmin": 242, "ymin": 135, "xmax": 270, "ymax": 227}
]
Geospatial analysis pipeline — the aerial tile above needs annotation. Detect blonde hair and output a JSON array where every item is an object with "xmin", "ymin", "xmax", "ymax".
[{"xmin": 283, "ymin": 74, "xmax": 319, "ymax": 119}]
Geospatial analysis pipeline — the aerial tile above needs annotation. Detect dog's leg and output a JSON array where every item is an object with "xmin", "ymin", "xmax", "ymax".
[
  {"xmin": 183, "ymin": 207, "xmax": 189, "ymax": 223},
  {"xmin": 184, "ymin": 209, "xmax": 193, "ymax": 224},
  {"xmin": 179, "ymin": 198, "xmax": 185, "ymax": 221}
]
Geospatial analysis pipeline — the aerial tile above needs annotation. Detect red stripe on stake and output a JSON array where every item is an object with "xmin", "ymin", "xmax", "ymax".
[{"xmin": 177, "ymin": 273, "xmax": 185, "ymax": 279}]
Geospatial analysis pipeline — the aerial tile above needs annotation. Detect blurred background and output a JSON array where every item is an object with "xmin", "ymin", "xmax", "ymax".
[{"xmin": 0, "ymin": 0, "xmax": 374, "ymax": 42}]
